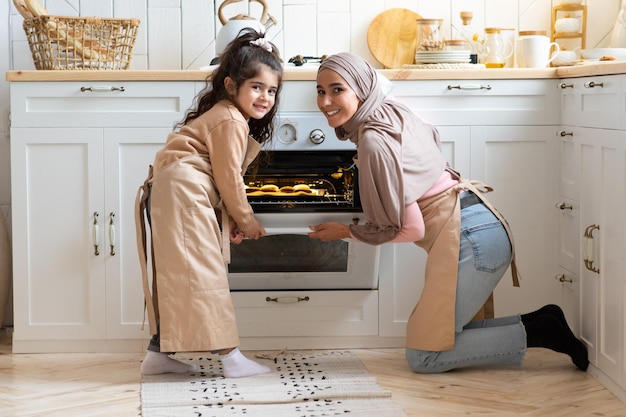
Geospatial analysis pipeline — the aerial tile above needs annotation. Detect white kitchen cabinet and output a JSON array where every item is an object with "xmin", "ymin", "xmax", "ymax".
[
  {"xmin": 559, "ymin": 74, "xmax": 626, "ymax": 402},
  {"xmin": 559, "ymin": 75, "xmax": 624, "ymax": 130},
  {"xmin": 378, "ymin": 125, "xmax": 470, "ymax": 337},
  {"xmin": 565, "ymin": 126, "xmax": 626, "ymax": 392},
  {"xmin": 10, "ymin": 82, "xmax": 194, "ymax": 352},
  {"xmin": 381, "ymin": 80, "xmax": 561, "ymax": 338}
]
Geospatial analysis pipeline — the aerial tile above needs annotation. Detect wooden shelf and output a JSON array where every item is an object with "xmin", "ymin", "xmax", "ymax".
[{"xmin": 551, "ymin": 4, "xmax": 586, "ymax": 49}]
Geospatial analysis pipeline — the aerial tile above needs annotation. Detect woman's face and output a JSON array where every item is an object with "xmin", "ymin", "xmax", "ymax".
[{"xmin": 316, "ymin": 69, "xmax": 361, "ymax": 128}]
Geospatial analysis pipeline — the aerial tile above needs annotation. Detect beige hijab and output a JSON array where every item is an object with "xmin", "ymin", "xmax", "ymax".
[{"xmin": 317, "ymin": 53, "xmax": 446, "ymax": 244}]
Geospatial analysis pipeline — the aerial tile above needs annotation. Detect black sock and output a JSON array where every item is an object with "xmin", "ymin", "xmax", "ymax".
[
  {"xmin": 525, "ymin": 313, "xmax": 589, "ymax": 371},
  {"xmin": 521, "ymin": 304, "xmax": 568, "ymax": 327}
]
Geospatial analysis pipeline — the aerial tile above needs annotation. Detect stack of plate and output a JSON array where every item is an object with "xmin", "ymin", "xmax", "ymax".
[{"xmin": 415, "ymin": 50, "xmax": 471, "ymax": 64}]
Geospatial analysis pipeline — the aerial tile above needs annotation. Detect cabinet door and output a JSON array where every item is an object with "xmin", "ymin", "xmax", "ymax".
[
  {"xmin": 103, "ymin": 128, "xmax": 168, "ymax": 339},
  {"xmin": 575, "ymin": 127, "xmax": 626, "ymax": 387},
  {"xmin": 471, "ymin": 125, "xmax": 560, "ymax": 317},
  {"xmin": 11, "ymin": 128, "xmax": 106, "ymax": 340},
  {"xmin": 378, "ymin": 127, "xmax": 470, "ymax": 337}
]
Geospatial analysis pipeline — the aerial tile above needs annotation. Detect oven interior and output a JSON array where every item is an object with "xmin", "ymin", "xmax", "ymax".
[{"xmin": 245, "ymin": 150, "xmax": 361, "ymax": 212}]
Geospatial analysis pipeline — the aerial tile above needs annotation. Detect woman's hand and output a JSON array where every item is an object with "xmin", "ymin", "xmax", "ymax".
[
  {"xmin": 242, "ymin": 218, "xmax": 266, "ymax": 240},
  {"xmin": 308, "ymin": 222, "xmax": 351, "ymax": 241}
]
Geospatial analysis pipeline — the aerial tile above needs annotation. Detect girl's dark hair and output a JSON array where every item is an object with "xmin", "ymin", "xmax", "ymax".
[{"xmin": 176, "ymin": 28, "xmax": 283, "ymax": 146}]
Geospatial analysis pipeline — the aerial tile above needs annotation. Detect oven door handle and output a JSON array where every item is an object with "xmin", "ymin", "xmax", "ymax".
[{"xmin": 264, "ymin": 227, "xmax": 311, "ymax": 235}]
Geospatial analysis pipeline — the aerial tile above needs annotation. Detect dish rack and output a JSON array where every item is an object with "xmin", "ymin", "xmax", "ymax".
[{"xmin": 14, "ymin": 0, "xmax": 140, "ymax": 70}]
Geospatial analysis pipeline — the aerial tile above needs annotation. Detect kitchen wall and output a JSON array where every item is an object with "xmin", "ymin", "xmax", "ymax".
[{"xmin": 0, "ymin": 0, "xmax": 621, "ymax": 326}]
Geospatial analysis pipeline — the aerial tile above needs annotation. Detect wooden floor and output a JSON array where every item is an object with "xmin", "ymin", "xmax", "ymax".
[{"xmin": 2, "ymin": 333, "xmax": 626, "ymax": 416}]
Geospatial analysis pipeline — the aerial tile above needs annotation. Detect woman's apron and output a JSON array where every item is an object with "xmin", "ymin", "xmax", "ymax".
[{"xmin": 405, "ymin": 175, "xmax": 520, "ymax": 352}]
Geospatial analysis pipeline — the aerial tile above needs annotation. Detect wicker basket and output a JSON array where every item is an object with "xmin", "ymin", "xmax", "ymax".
[{"xmin": 23, "ymin": 15, "xmax": 140, "ymax": 70}]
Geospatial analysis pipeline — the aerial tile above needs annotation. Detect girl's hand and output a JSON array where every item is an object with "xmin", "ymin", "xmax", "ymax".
[
  {"xmin": 308, "ymin": 222, "xmax": 351, "ymax": 241},
  {"xmin": 229, "ymin": 222, "xmax": 245, "ymax": 244}
]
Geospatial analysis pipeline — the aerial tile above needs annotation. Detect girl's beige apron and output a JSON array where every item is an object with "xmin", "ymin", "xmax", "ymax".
[{"xmin": 135, "ymin": 141, "xmax": 259, "ymax": 352}]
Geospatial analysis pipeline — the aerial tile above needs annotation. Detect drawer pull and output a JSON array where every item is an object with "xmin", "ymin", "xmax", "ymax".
[
  {"xmin": 92, "ymin": 211, "xmax": 100, "ymax": 256},
  {"xmin": 584, "ymin": 81, "xmax": 603, "ymax": 89},
  {"xmin": 556, "ymin": 202, "xmax": 573, "ymax": 210},
  {"xmin": 80, "ymin": 86, "xmax": 126, "ymax": 93},
  {"xmin": 266, "ymin": 296, "xmax": 310, "ymax": 303},
  {"xmin": 555, "ymin": 274, "xmax": 573, "ymax": 283},
  {"xmin": 558, "ymin": 82, "xmax": 574, "ymax": 89},
  {"xmin": 447, "ymin": 84, "xmax": 492, "ymax": 91},
  {"xmin": 108, "ymin": 212, "xmax": 116, "ymax": 256}
]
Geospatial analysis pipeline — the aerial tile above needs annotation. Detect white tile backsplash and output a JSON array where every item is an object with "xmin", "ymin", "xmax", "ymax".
[{"xmin": 6, "ymin": 0, "xmax": 620, "ymax": 71}]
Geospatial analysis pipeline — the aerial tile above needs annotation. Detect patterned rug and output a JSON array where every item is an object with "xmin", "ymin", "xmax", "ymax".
[{"xmin": 141, "ymin": 350, "xmax": 407, "ymax": 417}]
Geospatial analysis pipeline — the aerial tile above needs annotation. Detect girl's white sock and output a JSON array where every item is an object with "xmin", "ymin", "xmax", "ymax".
[
  {"xmin": 220, "ymin": 348, "xmax": 271, "ymax": 378},
  {"xmin": 140, "ymin": 350, "xmax": 198, "ymax": 375}
]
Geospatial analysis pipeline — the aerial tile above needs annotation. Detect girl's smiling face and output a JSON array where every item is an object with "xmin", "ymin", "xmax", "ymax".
[
  {"xmin": 316, "ymin": 69, "xmax": 361, "ymax": 128},
  {"xmin": 226, "ymin": 64, "xmax": 279, "ymax": 120}
]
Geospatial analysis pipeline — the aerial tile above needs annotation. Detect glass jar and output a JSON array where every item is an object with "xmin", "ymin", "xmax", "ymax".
[
  {"xmin": 416, "ymin": 18, "xmax": 444, "ymax": 51},
  {"xmin": 444, "ymin": 39, "xmax": 471, "ymax": 51},
  {"xmin": 483, "ymin": 27, "xmax": 512, "ymax": 68}
]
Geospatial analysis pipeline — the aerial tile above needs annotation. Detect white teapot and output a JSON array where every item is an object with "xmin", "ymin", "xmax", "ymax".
[{"xmin": 215, "ymin": 0, "xmax": 277, "ymax": 55}]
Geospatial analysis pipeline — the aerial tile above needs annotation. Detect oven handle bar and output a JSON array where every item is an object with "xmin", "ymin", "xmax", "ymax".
[{"xmin": 264, "ymin": 227, "xmax": 311, "ymax": 235}]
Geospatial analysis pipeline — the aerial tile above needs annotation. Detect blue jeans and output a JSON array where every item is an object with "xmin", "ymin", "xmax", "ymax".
[{"xmin": 406, "ymin": 201, "xmax": 527, "ymax": 373}]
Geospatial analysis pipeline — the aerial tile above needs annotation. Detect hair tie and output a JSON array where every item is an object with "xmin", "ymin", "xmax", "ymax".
[{"xmin": 250, "ymin": 38, "xmax": 273, "ymax": 53}]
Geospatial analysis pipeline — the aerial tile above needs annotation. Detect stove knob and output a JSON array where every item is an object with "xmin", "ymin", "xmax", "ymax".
[{"xmin": 309, "ymin": 129, "xmax": 326, "ymax": 144}]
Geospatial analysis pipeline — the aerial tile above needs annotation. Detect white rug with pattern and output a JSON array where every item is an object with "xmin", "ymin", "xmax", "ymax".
[{"xmin": 141, "ymin": 350, "xmax": 407, "ymax": 417}]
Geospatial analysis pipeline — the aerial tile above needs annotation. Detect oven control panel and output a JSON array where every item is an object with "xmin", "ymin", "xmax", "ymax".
[{"xmin": 270, "ymin": 112, "xmax": 355, "ymax": 151}]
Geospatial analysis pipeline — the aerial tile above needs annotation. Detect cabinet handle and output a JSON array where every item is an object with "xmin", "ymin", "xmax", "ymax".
[
  {"xmin": 92, "ymin": 212, "xmax": 100, "ymax": 256},
  {"xmin": 583, "ymin": 224, "xmax": 600, "ymax": 273},
  {"xmin": 80, "ymin": 86, "xmax": 125, "ymax": 93},
  {"xmin": 558, "ymin": 131, "xmax": 573, "ymax": 137},
  {"xmin": 108, "ymin": 212, "xmax": 116, "ymax": 256},
  {"xmin": 558, "ymin": 82, "xmax": 574, "ymax": 89},
  {"xmin": 265, "ymin": 296, "xmax": 310, "ymax": 303},
  {"xmin": 584, "ymin": 81, "xmax": 603, "ymax": 88},
  {"xmin": 555, "ymin": 274, "xmax": 573, "ymax": 283},
  {"xmin": 447, "ymin": 84, "xmax": 492, "ymax": 91},
  {"xmin": 556, "ymin": 202, "xmax": 573, "ymax": 210}
]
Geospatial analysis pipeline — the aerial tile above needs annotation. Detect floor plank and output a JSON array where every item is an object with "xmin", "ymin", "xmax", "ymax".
[{"xmin": 1, "ymin": 334, "xmax": 625, "ymax": 416}]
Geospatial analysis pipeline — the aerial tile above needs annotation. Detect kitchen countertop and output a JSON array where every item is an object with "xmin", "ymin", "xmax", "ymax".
[{"xmin": 6, "ymin": 60, "xmax": 626, "ymax": 81}]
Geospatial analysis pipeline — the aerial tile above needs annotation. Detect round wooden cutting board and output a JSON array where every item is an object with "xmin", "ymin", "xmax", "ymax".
[{"xmin": 367, "ymin": 8, "xmax": 422, "ymax": 68}]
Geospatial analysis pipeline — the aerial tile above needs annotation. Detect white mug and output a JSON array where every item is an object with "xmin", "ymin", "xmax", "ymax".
[{"xmin": 518, "ymin": 35, "xmax": 560, "ymax": 68}]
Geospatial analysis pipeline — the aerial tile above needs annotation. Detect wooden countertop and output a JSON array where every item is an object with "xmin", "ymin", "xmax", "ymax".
[{"xmin": 6, "ymin": 60, "xmax": 626, "ymax": 82}]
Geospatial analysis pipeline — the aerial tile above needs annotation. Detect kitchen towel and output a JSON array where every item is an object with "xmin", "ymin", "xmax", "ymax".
[{"xmin": 141, "ymin": 350, "xmax": 407, "ymax": 417}]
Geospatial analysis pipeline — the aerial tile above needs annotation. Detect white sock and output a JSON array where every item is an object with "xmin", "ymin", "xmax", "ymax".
[
  {"xmin": 220, "ymin": 348, "xmax": 271, "ymax": 378},
  {"xmin": 141, "ymin": 351, "xmax": 198, "ymax": 375}
]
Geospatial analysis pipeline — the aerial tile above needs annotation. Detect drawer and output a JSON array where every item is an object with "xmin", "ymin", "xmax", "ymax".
[
  {"xmin": 10, "ymin": 81, "xmax": 197, "ymax": 128},
  {"xmin": 232, "ymin": 290, "xmax": 378, "ymax": 337},
  {"xmin": 559, "ymin": 75, "xmax": 624, "ymax": 129},
  {"xmin": 390, "ymin": 79, "xmax": 561, "ymax": 126}
]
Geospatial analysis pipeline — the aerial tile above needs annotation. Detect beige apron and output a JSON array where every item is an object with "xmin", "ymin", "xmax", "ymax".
[
  {"xmin": 135, "ymin": 138, "xmax": 260, "ymax": 352},
  {"xmin": 406, "ymin": 176, "xmax": 520, "ymax": 352}
]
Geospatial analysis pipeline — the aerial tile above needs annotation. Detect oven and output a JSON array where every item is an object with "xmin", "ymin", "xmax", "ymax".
[{"xmin": 227, "ymin": 112, "xmax": 380, "ymax": 291}]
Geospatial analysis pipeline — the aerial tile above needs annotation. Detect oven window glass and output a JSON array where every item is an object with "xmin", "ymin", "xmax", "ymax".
[{"xmin": 228, "ymin": 235, "xmax": 349, "ymax": 273}]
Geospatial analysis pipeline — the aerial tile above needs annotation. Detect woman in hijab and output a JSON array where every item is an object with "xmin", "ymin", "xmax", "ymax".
[{"xmin": 308, "ymin": 52, "xmax": 588, "ymax": 373}]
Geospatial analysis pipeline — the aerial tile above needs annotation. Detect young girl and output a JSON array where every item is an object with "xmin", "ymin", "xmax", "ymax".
[
  {"xmin": 135, "ymin": 29, "xmax": 282, "ymax": 377},
  {"xmin": 309, "ymin": 52, "xmax": 588, "ymax": 373}
]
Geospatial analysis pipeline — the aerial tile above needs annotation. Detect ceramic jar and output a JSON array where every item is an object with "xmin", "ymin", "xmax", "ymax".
[{"xmin": 555, "ymin": 17, "xmax": 581, "ymax": 33}]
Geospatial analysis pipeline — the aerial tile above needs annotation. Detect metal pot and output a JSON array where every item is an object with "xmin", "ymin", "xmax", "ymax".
[{"xmin": 215, "ymin": 0, "xmax": 277, "ymax": 55}]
